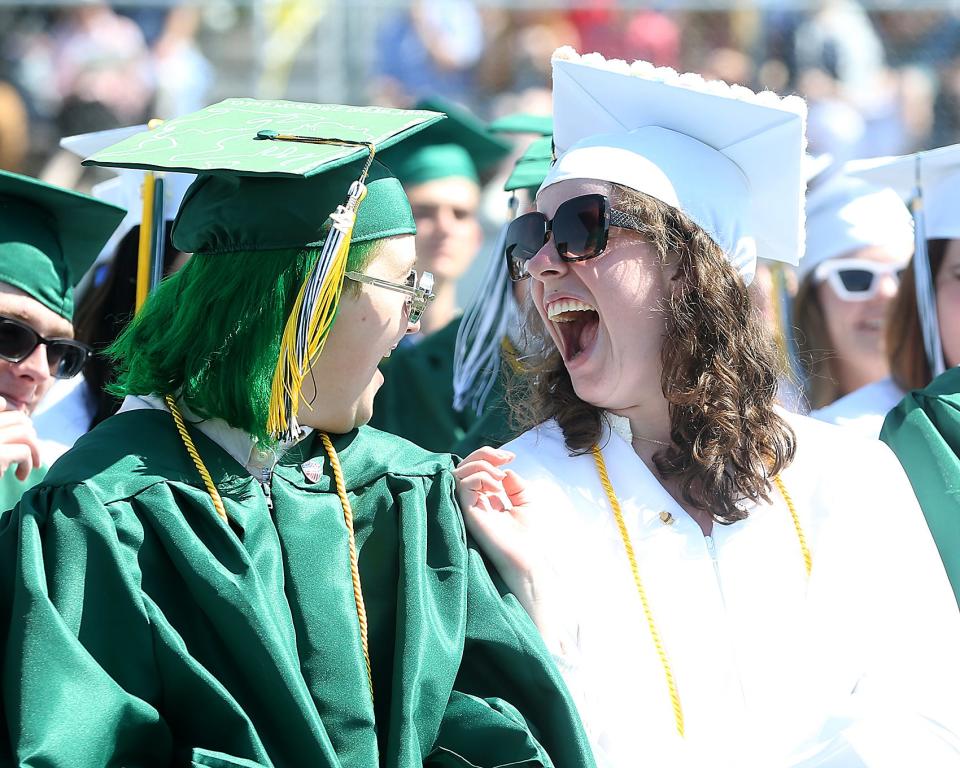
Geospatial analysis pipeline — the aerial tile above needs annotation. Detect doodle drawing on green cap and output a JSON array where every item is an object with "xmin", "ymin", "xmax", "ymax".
[
  {"xmin": 88, "ymin": 99, "xmax": 442, "ymax": 441},
  {"xmin": 0, "ymin": 169, "xmax": 126, "ymax": 321}
]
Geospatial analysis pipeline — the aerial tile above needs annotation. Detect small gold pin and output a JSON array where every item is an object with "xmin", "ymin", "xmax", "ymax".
[{"xmin": 659, "ymin": 510, "xmax": 674, "ymax": 525}]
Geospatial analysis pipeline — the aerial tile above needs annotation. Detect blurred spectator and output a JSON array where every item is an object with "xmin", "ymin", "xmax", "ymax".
[
  {"xmin": 0, "ymin": 80, "xmax": 28, "ymax": 173},
  {"xmin": 373, "ymin": 0, "xmax": 484, "ymax": 108},
  {"xmin": 151, "ymin": 7, "xmax": 213, "ymax": 118},
  {"xmin": 624, "ymin": 10, "xmax": 680, "ymax": 68},
  {"xmin": 51, "ymin": 3, "xmax": 155, "ymax": 132},
  {"xmin": 794, "ymin": 0, "xmax": 885, "ymax": 97}
]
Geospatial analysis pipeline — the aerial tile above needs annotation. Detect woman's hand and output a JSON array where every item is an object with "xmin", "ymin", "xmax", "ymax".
[{"xmin": 453, "ymin": 446, "xmax": 548, "ymax": 618}]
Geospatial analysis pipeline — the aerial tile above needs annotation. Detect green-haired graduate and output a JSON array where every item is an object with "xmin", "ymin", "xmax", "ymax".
[{"xmin": 0, "ymin": 100, "xmax": 594, "ymax": 768}]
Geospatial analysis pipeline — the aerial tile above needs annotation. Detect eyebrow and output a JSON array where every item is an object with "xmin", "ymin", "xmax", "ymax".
[{"xmin": 0, "ymin": 309, "xmax": 73, "ymax": 339}]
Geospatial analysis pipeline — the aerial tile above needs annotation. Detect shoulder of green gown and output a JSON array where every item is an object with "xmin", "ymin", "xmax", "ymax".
[
  {"xmin": 347, "ymin": 424, "xmax": 456, "ymax": 483},
  {"xmin": 37, "ymin": 408, "xmax": 456, "ymax": 502},
  {"xmin": 36, "ymin": 408, "xmax": 241, "ymax": 504}
]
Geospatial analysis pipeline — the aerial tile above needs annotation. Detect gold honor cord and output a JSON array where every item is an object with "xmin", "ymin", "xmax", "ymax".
[
  {"xmin": 320, "ymin": 432, "xmax": 374, "ymax": 701},
  {"xmin": 590, "ymin": 445, "xmax": 812, "ymax": 738},
  {"xmin": 164, "ymin": 397, "xmax": 375, "ymax": 702},
  {"xmin": 591, "ymin": 445, "xmax": 684, "ymax": 736},
  {"xmin": 166, "ymin": 395, "xmax": 229, "ymax": 524}
]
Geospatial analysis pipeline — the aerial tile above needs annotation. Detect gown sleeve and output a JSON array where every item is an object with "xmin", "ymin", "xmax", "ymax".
[
  {"xmin": 880, "ymin": 370, "xmax": 960, "ymax": 606},
  {"xmin": 426, "ymin": 472, "xmax": 597, "ymax": 768},
  {"xmin": 774, "ymin": 440, "xmax": 960, "ymax": 768},
  {"xmin": 0, "ymin": 481, "xmax": 172, "ymax": 766}
]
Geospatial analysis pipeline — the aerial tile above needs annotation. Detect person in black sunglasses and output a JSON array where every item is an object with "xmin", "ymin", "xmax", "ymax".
[
  {"xmin": 455, "ymin": 48, "xmax": 960, "ymax": 766},
  {"xmin": 0, "ymin": 169, "xmax": 124, "ymax": 511}
]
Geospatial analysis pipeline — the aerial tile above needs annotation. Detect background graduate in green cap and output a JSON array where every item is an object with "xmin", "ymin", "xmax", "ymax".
[
  {"xmin": 382, "ymin": 97, "xmax": 511, "ymax": 338},
  {"xmin": 0, "ymin": 169, "xmax": 125, "ymax": 510},
  {"xmin": 0, "ymin": 99, "xmax": 593, "ymax": 768},
  {"xmin": 371, "ymin": 112, "xmax": 544, "ymax": 454}
]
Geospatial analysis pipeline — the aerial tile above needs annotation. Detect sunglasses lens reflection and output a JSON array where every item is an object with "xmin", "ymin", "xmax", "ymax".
[
  {"xmin": 553, "ymin": 195, "xmax": 606, "ymax": 260},
  {"xmin": 837, "ymin": 269, "xmax": 875, "ymax": 293},
  {"xmin": 0, "ymin": 319, "xmax": 38, "ymax": 362},
  {"xmin": 505, "ymin": 213, "xmax": 548, "ymax": 280}
]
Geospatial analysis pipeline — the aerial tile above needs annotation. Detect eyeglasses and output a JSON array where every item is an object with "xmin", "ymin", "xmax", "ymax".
[
  {"xmin": 504, "ymin": 193, "xmax": 644, "ymax": 281},
  {"xmin": 343, "ymin": 269, "xmax": 436, "ymax": 324},
  {"xmin": 0, "ymin": 316, "xmax": 91, "ymax": 379},
  {"xmin": 813, "ymin": 258, "xmax": 906, "ymax": 302}
]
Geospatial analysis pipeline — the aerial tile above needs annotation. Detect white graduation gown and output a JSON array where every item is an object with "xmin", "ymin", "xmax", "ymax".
[
  {"xmin": 502, "ymin": 410, "xmax": 960, "ymax": 767},
  {"xmin": 810, "ymin": 378, "xmax": 906, "ymax": 439}
]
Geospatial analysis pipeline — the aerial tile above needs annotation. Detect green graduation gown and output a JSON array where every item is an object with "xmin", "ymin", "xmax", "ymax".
[
  {"xmin": 0, "ymin": 464, "xmax": 46, "ymax": 514},
  {"xmin": 881, "ymin": 366, "xmax": 960, "ymax": 606},
  {"xmin": 0, "ymin": 407, "xmax": 594, "ymax": 768},
  {"xmin": 371, "ymin": 318, "xmax": 515, "ymax": 456}
]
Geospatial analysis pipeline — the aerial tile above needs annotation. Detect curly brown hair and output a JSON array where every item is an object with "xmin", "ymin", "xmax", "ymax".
[{"xmin": 509, "ymin": 186, "xmax": 796, "ymax": 524}]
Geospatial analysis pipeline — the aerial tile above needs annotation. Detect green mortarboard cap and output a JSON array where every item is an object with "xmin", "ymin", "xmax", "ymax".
[
  {"xmin": 85, "ymin": 98, "xmax": 445, "ymax": 441},
  {"xmin": 83, "ymin": 98, "xmax": 445, "ymax": 254},
  {"xmin": 504, "ymin": 136, "xmax": 554, "ymax": 193},
  {"xmin": 381, "ymin": 98, "xmax": 511, "ymax": 187},
  {"xmin": 0, "ymin": 169, "xmax": 126, "ymax": 320},
  {"xmin": 489, "ymin": 113, "xmax": 553, "ymax": 136}
]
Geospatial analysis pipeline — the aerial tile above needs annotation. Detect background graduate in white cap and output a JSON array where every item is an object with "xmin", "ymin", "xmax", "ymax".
[
  {"xmin": 794, "ymin": 174, "xmax": 915, "ymax": 434},
  {"xmin": 454, "ymin": 47, "xmax": 960, "ymax": 767},
  {"xmin": 849, "ymin": 144, "xmax": 960, "ymax": 394}
]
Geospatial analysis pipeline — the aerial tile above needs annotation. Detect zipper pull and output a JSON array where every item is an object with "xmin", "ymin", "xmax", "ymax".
[{"xmin": 260, "ymin": 468, "xmax": 273, "ymax": 511}]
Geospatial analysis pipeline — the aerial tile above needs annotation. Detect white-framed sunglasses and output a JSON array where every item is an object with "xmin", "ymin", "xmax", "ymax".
[
  {"xmin": 343, "ymin": 268, "xmax": 435, "ymax": 324},
  {"xmin": 813, "ymin": 258, "xmax": 906, "ymax": 302}
]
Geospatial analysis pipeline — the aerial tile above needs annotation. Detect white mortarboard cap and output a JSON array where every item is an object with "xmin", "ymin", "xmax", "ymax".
[
  {"xmin": 847, "ymin": 143, "xmax": 960, "ymax": 241},
  {"xmin": 800, "ymin": 174, "xmax": 914, "ymax": 282},
  {"xmin": 60, "ymin": 124, "xmax": 195, "ymax": 267},
  {"xmin": 846, "ymin": 146, "xmax": 957, "ymax": 377},
  {"xmin": 542, "ymin": 47, "xmax": 807, "ymax": 285}
]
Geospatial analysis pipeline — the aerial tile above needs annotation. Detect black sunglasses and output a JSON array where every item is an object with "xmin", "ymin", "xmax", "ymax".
[
  {"xmin": 504, "ymin": 193, "xmax": 644, "ymax": 281},
  {"xmin": 0, "ymin": 316, "xmax": 90, "ymax": 379}
]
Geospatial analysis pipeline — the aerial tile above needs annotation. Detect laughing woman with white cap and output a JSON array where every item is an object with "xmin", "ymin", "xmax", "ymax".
[{"xmin": 453, "ymin": 48, "xmax": 960, "ymax": 767}]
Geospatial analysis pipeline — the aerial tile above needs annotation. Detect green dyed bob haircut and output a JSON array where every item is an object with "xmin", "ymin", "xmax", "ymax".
[{"xmin": 109, "ymin": 239, "xmax": 380, "ymax": 442}]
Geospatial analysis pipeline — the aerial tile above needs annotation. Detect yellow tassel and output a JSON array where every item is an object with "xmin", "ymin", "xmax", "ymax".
[
  {"xmin": 266, "ymin": 177, "xmax": 370, "ymax": 441},
  {"xmin": 267, "ymin": 222, "xmax": 353, "ymax": 439},
  {"xmin": 261, "ymin": 142, "xmax": 376, "ymax": 442}
]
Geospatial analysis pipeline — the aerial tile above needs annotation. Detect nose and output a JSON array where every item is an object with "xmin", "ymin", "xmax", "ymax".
[
  {"xmin": 16, "ymin": 342, "xmax": 51, "ymax": 385},
  {"xmin": 525, "ymin": 237, "xmax": 569, "ymax": 282}
]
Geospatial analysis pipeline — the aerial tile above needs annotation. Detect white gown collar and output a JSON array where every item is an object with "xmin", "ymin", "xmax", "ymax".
[{"xmin": 118, "ymin": 394, "xmax": 311, "ymax": 478}]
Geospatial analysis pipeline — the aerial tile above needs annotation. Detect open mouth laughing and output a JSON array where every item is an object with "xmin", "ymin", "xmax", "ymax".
[{"xmin": 545, "ymin": 297, "xmax": 600, "ymax": 363}]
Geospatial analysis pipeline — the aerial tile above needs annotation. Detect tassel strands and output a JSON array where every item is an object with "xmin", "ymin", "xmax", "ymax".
[{"xmin": 266, "ymin": 141, "xmax": 378, "ymax": 441}]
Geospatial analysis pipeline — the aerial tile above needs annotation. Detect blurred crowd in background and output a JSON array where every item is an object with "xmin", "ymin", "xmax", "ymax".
[{"xmin": 3, "ymin": 0, "xmax": 960, "ymax": 182}]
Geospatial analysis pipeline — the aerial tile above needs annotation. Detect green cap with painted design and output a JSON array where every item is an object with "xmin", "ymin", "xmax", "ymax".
[
  {"xmin": 0, "ymin": 169, "xmax": 126, "ymax": 320},
  {"xmin": 84, "ymin": 98, "xmax": 445, "ymax": 254},
  {"xmin": 85, "ymin": 97, "xmax": 445, "ymax": 440}
]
